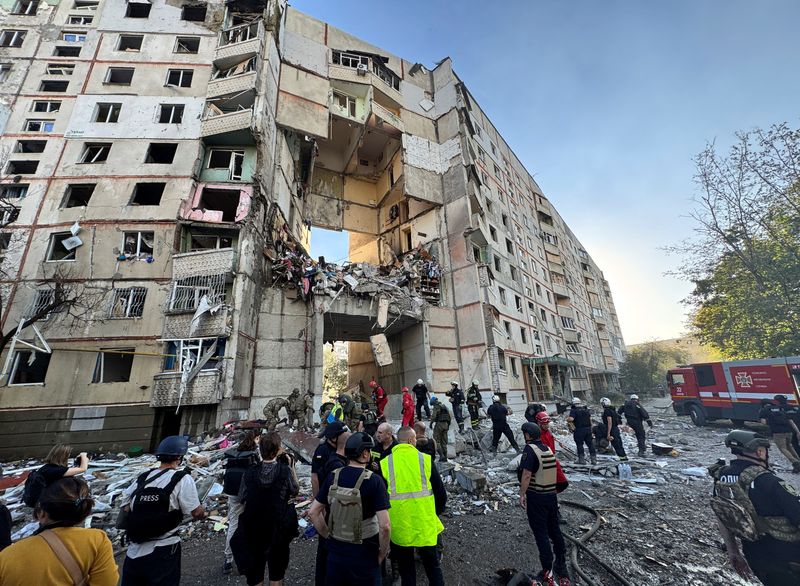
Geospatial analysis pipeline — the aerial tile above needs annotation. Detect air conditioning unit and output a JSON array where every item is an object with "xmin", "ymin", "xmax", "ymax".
[{"xmin": 356, "ymin": 63, "xmax": 368, "ymax": 76}]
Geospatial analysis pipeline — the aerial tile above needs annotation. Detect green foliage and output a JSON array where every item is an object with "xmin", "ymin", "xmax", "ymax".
[
  {"xmin": 323, "ymin": 345, "xmax": 348, "ymax": 399},
  {"xmin": 619, "ymin": 342, "xmax": 688, "ymax": 397}
]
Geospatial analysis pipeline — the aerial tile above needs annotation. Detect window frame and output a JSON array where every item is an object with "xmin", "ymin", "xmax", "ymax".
[
  {"xmin": 94, "ymin": 102, "xmax": 121, "ymax": 123},
  {"xmin": 206, "ymin": 148, "xmax": 244, "ymax": 180},
  {"xmin": 92, "ymin": 348, "xmax": 135, "ymax": 383},
  {"xmin": 61, "ymin": 31, "xmax": 86, "ymax": 43},
  {"xmin": 78, "ymin": 142, "xmax": 111, "ymax": 164},
  {"xmin": 0, "ymin": 30, "xmax": 27, "ymax": 48},
  {"xmin": 8, "ymin": 350, "xmax": 51, "ymax": 386},
  {"xmin": 165, "ymin": 68, "xmax": 193, "ymax": 88},
  {"xmin": 121, "ymin": 231, "xmax": 154, "ymax": 258},
  {"xmin": 158, "ymin": 103, "xmax": 185, "ymax": 124},
  {"xmin": 116, "ymin": 34, "xmax": 144, "ymax": 52},
  {"xmin": 104, "ymin": 67, "xmax": 134, "ymax": 86},
  {"xmin": 32, "ymin": 100, "xmax": 61, "ymax": 113},
  {"xmin": 12, "ymin": 0, "xmax": 39, "ymax": 15},
  {"xmin": 24, "ymin": 119, "xmax": 55, "ymax": 132},
  {"xmin": 108, "ymin": 287, "xmax": 147, "ymax": 319},
  {"xmin": 174, "ymin": 36, "xmax": 200, "ymax": 54},
  {"xmin": 46, "ymin": 231, "xmax": 78, "ymax": 262}
]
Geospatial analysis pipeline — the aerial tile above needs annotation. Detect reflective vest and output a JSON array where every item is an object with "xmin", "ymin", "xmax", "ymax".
[
  {"xmin": 529, "ymin": 444, "xmax": 557, "ymax": 494},
  {"xmin": 380, "ymin": 444, "xmax": 444, "ymax": 547}
]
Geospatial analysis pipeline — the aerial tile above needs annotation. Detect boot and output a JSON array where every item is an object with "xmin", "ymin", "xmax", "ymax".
[
  {"xmin": 532, "ymin": 569, "xmax": 555, "ymax": 586},
  {"xmin": 554, "ymin": 556, "xmax": 570, "ymax": 585},
  {"xmin": 590, "ymin": 455, "xmax": 597, "ymax": 465},
  {"xmin": 577, "ymin": 456, "xmax": 586, "ymax": 465}
]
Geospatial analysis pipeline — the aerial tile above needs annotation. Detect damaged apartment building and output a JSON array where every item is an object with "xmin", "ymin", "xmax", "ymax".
[{"xmin": 0, "ymin": 0, "xmax": 625, "ymax": 457}]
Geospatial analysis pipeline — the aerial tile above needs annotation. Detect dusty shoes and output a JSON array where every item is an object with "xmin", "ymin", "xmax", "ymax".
[
  {"xmin": 532, "ymin": 569, "xmax": 556, "ymax": 586},
  {"xmin": 554, "ymin": 557, "xmax": 570, "ymax": 585}
]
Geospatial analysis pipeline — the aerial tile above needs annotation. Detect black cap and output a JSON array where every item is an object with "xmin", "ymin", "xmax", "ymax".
[{"xmin": 319, "ymin": 420, "xmax": 348, "ymax": 439}]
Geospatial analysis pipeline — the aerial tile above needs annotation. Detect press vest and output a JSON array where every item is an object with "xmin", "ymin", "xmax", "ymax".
[
  {"xmin": 380, "ymin": 444, "xmax": 444, "ymax": 547},
  {"xmin": 528, "ymin": 444, "xmax": 558, "ymax": 494}
]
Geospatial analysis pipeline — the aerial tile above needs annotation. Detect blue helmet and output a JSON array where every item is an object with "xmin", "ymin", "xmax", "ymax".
[
  {"xmin": 430, "ymin": 396, "xmax": 439, "ymax": 403},
  {"xmin": 155, "ymin": 435, "xmax": 188, "ymax": 457}
]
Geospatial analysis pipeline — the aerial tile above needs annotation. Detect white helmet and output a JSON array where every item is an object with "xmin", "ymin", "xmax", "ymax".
[
  {"xmin": 451, "ymin": 381, "xmax": 459, "ymax": 386},
  {"xmin": 472, "ymin": 379, "xmax": 480, "ymax": 386},
  {"xmin": 600, "ymin": 397, "xmax": 611, "ymax": 406},
  {"xmin": 572, "ymin": 397, "xmax": 582, "ymax": 406},
  {"xmin": 630, "ymin": 394, "xmax": 639, "ymax": 400},
  {"xmin": 417, "ymin": 379, "xmax": 423, "ymax": 385},
  {"xmin": 492, "ymin": 394, "xmax": 501, "ymax": 402}
]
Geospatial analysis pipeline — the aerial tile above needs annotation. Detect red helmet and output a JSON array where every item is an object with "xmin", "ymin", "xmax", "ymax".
[
  {"xmin": 535, "ymin": 412, "xmax": 550, "ymax": 425},
  {"xmin": 402, "ymin": 386, "xmax": 409, "ymax": 392},
  {"xmin": 369, "ymin": 380, "xmax": 378, "ymax": 388}
]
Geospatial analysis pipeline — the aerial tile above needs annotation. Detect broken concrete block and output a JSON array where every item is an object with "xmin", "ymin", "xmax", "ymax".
[
  {"xmin": 455, "ymin": 469, "xmax": 487, "ymax": 493},
  {"xmin": 376, "ymin": 296, "xmax": 389, "ymax": 328},
  {"xmin": 369, "ymin": 333, "xmax": 393, "ymax": 366},
  {"xmin": 436, "ymin": 462, "xmax": 455, "ymax": 479}
]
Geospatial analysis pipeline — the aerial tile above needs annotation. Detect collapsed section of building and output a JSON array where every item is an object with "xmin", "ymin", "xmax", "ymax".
[{"xmin": 0, "ymin": 0, "xmax": 625, "ymax": 458}]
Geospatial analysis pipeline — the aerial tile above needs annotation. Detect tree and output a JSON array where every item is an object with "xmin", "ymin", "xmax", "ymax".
[
  {"xmin": 673, "ymin": 123, "xmax": 800, "ymax": 358},
  {"xmin": 323, "ymin": 344, "xmax": 348, "ymax": 399},
  {"xmin": 619, "ymin": 342, "xmax": 688, "ymax": 397}
]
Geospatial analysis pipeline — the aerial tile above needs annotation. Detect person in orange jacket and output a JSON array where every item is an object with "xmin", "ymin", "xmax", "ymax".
[
  {"xmin": 536, "ymin": 412, "xmax": 569, "ymax": 494},
  {"xmin": 401, "ymin": 387, "xmax": 415, "ymax": 427},
  {"xmin": 370, "ymin": 380, "xmax": 388, "ymax": 419}
]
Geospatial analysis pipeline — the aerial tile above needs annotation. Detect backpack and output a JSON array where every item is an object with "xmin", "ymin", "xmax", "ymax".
[
  {"xmin": 363, "ymin": 410, "xmax": 376, "ymax": 426},
  {"xmin": 327, "ymin": 468, "xmax": 378, "ymax": 544},
  {"xmin": 709, "ymin": 465, "xmax": 767, "ymax": 542},
  {"xmin": 125, "ymin": 469, "xmax": 190, "ymax": 543},
  {"xmin": 23, "ymin": 468, "xmax": 48, "ymax": 507}
]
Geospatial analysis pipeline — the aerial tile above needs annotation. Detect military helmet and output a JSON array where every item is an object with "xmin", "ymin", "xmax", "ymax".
[
  {"xmin": 725, "ymin": 430, "xmax": 770, "ymax": 454},
  {"xmin": 522, "ymin": 422, "xmax": 541, "ymax": 440},
  {"xmin": 155, "ymin": 435, "xmax": 188, "ymax": 457},
  {"xmin": 344, "ymin": 432, "xmax": 376, "ymax": 459}
]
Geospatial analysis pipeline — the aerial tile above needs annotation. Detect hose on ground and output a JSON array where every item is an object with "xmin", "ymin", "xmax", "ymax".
[{"xmin": 560, "ymin": 500, "xmax": 633, "ymax": 586}]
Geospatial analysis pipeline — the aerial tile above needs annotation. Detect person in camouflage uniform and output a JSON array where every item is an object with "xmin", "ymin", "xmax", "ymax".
[
  {"xmin": 302, "ymin": 389, "xmax": 315, "ymax": 430},
  {"xmin": 263, "ymin": 397, "xmax": 288, "ymax": 431},
  {"xmin": 286, "ymin": 388, "xmax": 305, "ymax": 429},
  {"xmin": 339, "ymin": 393, "xmax": 362, "ymax": 432}
]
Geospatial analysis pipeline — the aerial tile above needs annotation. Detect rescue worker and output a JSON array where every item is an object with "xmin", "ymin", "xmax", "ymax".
[
  {"xmin": 536, "ymin": 412, "xmax": 569, "ymax": 494},
  {"xmin": 262, "ymin": 396, "xmax": 288, "ymax": 431},
  {"xmin": 360, "ymin": 402, "xmax": 379, "ymax": 437},
  {"xmin": 446, "ymin": 381, "xmax": 466, "ymax": 433},
  {"xmin": 709, "ymin": 430, "xmax": 800, "ymax": 585},
  {"xmin": 567, "ymin": 398, "xmax": 596, "ymax": 465},
  {"xmin": 340, "ymin": 393, "xmax": 363, "ymax": 432},
  {"xmin": 601, "ymin": 397, "xmax": 627, "ymax": 461},
  {"xmin": 304, "ymin": 389, "xmax": 316, "ymax": 430},
  {"xmin": 412, "ymin": 379, "xmax": 430, "ymax": 421},
  {"xmin": 286, "ymin": 388, "xmax": 305, "ymax": 429},
  {"xmin": 466, "ymin": 379, "xmax": 483, "ymax": 429},
  {"xmin": 381, "ymin": 426, "xmax": 446, "ymax": 586},
  {"xmin": 760, "ymin": 395, "xmax": 800, "ymax": 472},
  {"xmin": 525, "ymin": 402, "xmax": 547, "ymax": 423},
  {"xmin": 618, "ymin": 393, "xmax": 652, "ymax": 458},
  {"xmin": 401, "ymin": 387, "xmax": 415, "ymax": 427},
  {"xmin": 414, "ymin": 421, "xmax": 437, "ymax": 461},
  {"xmin": 430, "ymin": 396, "xmax": 451, "ymax": 462},
  {"xmin": 330, "ymin": 397, "xmax": 344, "ymax": 424},
  {"xmin": 321, "ymin": 431, "xmax": 352, "ymax": 484},
  {"xmin": 308, "ymin": 433, "xmax": 392, "ymax": 586},
  {"xmin": 518, "ymin": 423, "xmax": 569, "ymax": 586},
  {"xmin": 370, "ymin": 380, "xmax": 388, "ymax": 419},
  {"xmin": 487, "ymin": 395, "xmax": 521, "ymax": 454}
]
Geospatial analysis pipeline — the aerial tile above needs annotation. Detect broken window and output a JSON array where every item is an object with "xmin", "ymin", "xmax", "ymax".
[
  {"xmin": 503, "ymin": 320, "xmax": 511, "ymax": 336},
  {"xmin": 73, "ymin": 0, "xmax": 99, "ymax": 9},
  {"xmin": 54, "ymin": 46, "xmax": 81, "ymax": 57},
  {"xmin": 332, "ymin": 91, "xmax": 356, "ymax": 117},
  {"xmin": 25, "ymin": 119, "xmax": 55, "ymax": 132},
  {"xmin": 94, "ymin": 103, "xmax": 121, "ymax": 123},
  {"xmin": 0, "ymin": 184, "xmax": 28, "ymax": 199},
  {"xmin": 144, "ymin": 143, "xmax": 178, "ymax": 164},
  {"xmin": 122, "ymin": 231, "xmax": 154, "ymax": 257},
  {"xmin": 125, "ymin": 1, "xmax": 151, "ymax": 18},
  {"xmin": 46, "ymin": 232, "xmax": 79, "ymax": 261},
  {"xmin": 105, "ymin": 67, "xmax": 134, "ymax": 85},
  {"xmin": 0, "ymin": 30, "xmax": 27, "ymax": 48},
  {"xmin": 498, "ymin": 287, "xmax": 507, "ymax": 305},
  {"xmin": 166, "ymin": 69, "xmax": 193, "ymax": 87},
  {"xmin": 0, "ymin": 64, "xmax": 11, "ymax": 82},
  {"xmin": 6, "ymin": 160, "xmax": 39, "ymax": 174},
  {"xmin": 79, "ymin": 142, "xmax": 111, "ymax": 163},
  {"xmin": 158, "ymin": 104, "xmax": 185, "ymax": 123},
  {"xmin": 175, "ymin": 36, "xmax": 200, "ymax": 53},
  {"xmin": 92, "ymin": 349, "xmax": 134, "ymax": 383},
  {"xmin": 117, "ymin": 34, "xmax": 143, "ymax": 51},
  {"xmin": 561, "ymin": 316, "xmax": 576, "ymax": 330},
  {"xmin": 61, "ymin": 32, "xmax": 86, "ymax": 42},
  {"xmin": 62, "ymin": 183, "xmax": 95, "ymax": 207},
  {"xmin": 15, "ymin": 140, "xmax": 46, "ymax": 153},
  {"xmin": 207, "ymin": 149, "xmax": 244, "ymax": 180},
  {"xmin": 12, "ymin": 0, "xmax": 39, "ymax": 15},
  {"xmin": 181, "ymin": 3, "xmax": 206, "ymax": 21},
  {"xmin": 130, "ymin": 182, "xmax": 165, "ymax": 205},
  {"xmin": 9, "ymin": 351, "xmax": 51, "ymax": 385},
  {"xmin": 510, "ymin": 357, "xmax": 519, "ymax": 377},
  {"xmin": 187, "ymin": 232, "xmax": 233, "ymax": 251},
  {"xmin": 198, "ymin": 188, "xmax": 240, "ymax": 222},
  {"xmin": 543, "ymin": 232, "xmax": 558, "ymax": 246},
  {"xmin": 566, "ymin": 343, "xmax": 580, "ymax": 354},
  {"xmin": 332, "ymin": 50, "xmax": 369, "ymax": 69},
  {"xmin": 109, "ymin": 287, "xmax": 146, "ymax": 318},
  {"xmin": 163, "ymin": 338, "xmax": 225, "ymax": 372},
  {"xmin": 67, "ymin": 14, "xmax": 92, "ymax": 25},
  {"xmin": 0, "ymin": 232, "xmax": 11, "ymax": 255},
  {"xmin": 39, "ymin": 80, "xmax": 69, "ymax": 92},
  {"xmin": 169, "ymin": 273, "xmax": 226, "ymax": 312},
  {"xmin": 515, "ymin": 295, "xmax": 523, "ymax": 312},
  {"xmin": 219, "ymin": 22, "xmax": 259, "ymax": 46},
  {"xmin": 497, "ymin": 349, "xmax": 506, "ymax": 371},
  {"xmin": 212, "ymin": 57, "xmax": 255, "ymax": 79},
  {"xmin": 520, "ymin": 327, "xmax": 527, "ymax": 344},
  {"xmin": 0, "ymin": 205, "xmax": 19, "ymax": 226}
]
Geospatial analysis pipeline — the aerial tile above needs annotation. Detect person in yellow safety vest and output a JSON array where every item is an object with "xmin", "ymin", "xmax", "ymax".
[{"xmin": 380, "ymin": 426, "xmax": 447, "ymax": 586}]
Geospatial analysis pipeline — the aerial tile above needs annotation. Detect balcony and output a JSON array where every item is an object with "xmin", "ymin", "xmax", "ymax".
[
  {"xmin": 547, "ymin": 260, "xmax": 564, "ymax": 275},
  {"xmin": 543, "ymin": 240, "xmax": 560, "ymax": 255},
  {"xmin": 328, "ymin": 63, "xmax": 403, "ymax": 107},
  {"xmin": 563, "ymin": 329, "xmax": 581, "ymax": 344},
  {"xmin": 172, "ymin": 248, "xmax": 236, "ymax": 279},
  {"xmin": 214, "ymin": 21, "xmax": 262, "ymax": 70},
  {"xmin": 556, "ymin": 304, "xmax": 574, "ymax": 319},
  {"xmin": 201, "ymin": 108, "xmax": 254, "ymax": 143},
  {"xmin": 163, "ymin": 308, "xmax": 231, "ymax": 339},
  {"xmin": 151, "ymin": 370, "xmax": 222, "ymax": 407},
  {"xmin": 371, "ymin": 101, "xmax": 403, "ymax": 132},
  {"xmin": 552, "ymin": 283, "xmax": 570, "ymax": 299},
  {"xmin": 207, "ymin": 71, "xmax": 256, "ymax": 99}
]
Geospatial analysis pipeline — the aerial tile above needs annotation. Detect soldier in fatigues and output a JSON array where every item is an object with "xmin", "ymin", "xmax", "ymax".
[
  {"xmin": 430, "ymin": 396, "xmax": 451, "ymax": 462},
  {"xmin": 303, "ymin": 389, "xmax": 315, "ymax": 431},
  {"xmin": 263, "ymin": 397, "xmax": 288, "ymax": 431},
  {"xmin": 339, "ymin": 394, "xmax": 362, "ymax": 432},
  {"xmin": 286, "ymin": 388, "xmax": 304, "ymax": 429}
]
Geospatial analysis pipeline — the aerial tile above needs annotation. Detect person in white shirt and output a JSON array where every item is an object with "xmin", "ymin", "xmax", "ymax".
[{"xmin": 119, "ymin": 436, "xmax": 207, "ymax": 586}]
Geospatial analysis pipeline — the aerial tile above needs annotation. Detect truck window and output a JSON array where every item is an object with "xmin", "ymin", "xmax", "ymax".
[
  {"xmin": 671, "ymin": 373, "xmax": 685, "ymax": 384},
  {"xmin": 694, "ymin": 365, "xmax": 716, "ymax": 387}
]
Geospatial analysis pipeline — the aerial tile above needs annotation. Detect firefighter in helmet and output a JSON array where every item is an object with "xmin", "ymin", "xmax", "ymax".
[{"xmin": 709, "ymin": 430, "xmax": 800, "ymax": 585}]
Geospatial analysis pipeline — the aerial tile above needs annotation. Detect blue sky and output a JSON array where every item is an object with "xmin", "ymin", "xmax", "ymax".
[{"xmin": 299, "ymin": 0, "xmax": 800, "ymax": 344}]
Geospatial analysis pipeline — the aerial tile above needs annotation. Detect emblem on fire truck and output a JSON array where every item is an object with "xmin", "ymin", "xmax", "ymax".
[{"xmin": 735, "ymin": 373, "xmax": 753, "ymax": 388}]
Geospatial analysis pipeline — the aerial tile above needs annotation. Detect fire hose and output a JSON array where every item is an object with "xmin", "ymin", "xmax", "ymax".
[{"xmin": 560, "ymin": 500, "xmax": 633, "ymax": 586}]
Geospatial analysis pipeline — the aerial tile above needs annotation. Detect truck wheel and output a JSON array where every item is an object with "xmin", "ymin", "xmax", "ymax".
[
  {"xmin": 731, "ymin": 419, "xmax": 746, "ymax": 428},
  {"xmin": 689, "ymin": 404, "xmax": 707, "ymax": 427}
]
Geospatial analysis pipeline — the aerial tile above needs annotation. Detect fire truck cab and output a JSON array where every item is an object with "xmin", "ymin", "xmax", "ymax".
[{"xmin": 668, "ymin": 358, "xmax": 800, "ymax": 426}]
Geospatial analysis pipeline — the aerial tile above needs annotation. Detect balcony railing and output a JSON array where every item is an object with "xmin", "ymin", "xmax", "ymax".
[
  {"xmin": 371, "ymin": 101, "xmax": 403, "ymax": 132},
  {"xmin": 172, "ymin": 248, "xmax": 236, "ymax": 279},
  {"xmin": 214, "ymin": 21, "xmax": 262, "ymax": 69},
  {"xmin": 207, "ymin": 71, "xmax": 256, "ymax": 99},
  {"xmin": 201, "ymin": 108, "xmax": 253, "ymax": 138},
  {"xmin": 151, "ymin": 370, "xmax": 222, "ymax": 407},
  {"xmin": 552, "ymin": 283, "xmax": 570, "ymax": 299}
]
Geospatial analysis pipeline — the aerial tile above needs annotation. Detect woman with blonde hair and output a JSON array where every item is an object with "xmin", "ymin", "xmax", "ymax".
[{"xmin": 23, "ymin": 444, "xmax": 90, "ymax": 508}]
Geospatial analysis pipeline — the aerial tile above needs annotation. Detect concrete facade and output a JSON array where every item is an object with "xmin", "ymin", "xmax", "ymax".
[{"xmin": 0, "ymin": 0, "xmax": 625, "ymax": 458}]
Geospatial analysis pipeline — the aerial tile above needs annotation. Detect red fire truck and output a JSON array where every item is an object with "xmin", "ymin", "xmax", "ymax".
[{"xmin": 668, "ymin": 358, "xmax": 800, "ymax": 426}]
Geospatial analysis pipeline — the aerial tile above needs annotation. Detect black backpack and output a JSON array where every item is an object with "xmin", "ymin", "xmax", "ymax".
[
  {"xmin": 23, "ymin": 468, "xmax": 48, "ymax": 507},
  {"xmin": 126, "ymin": 469, "xmax": 190, "ymax": 543}
]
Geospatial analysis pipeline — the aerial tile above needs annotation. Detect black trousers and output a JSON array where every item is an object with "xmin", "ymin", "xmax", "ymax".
[
  {"xmin": 467, "ymin": 404, "xmax": 479, "ymax": 427},
  {"xmin": 573, "ymin": 427, "xmax": 596, "ymax": 459},
  {"xmin": 243, "ymin": 537, "xmax": 291, "ymax": 585},
  {"xmin": 315, "ymin": 537, "xmax": 328, "ymax": 586},
  {"xmin": 749, "ymin": 557, "xmax": 800, "ymax": 586},
  {"xmin": 609, "ymin": 426, "xmax": 627, "ymax": 458},
  {"xmin": 491, "ymin": 422, "xmax": 519, "ymax": 451},
  {"xmin": 392, "ymin": 543, "xmax": 444, "ymax": 586},
  {"xmin": 121, "ymin": 543, "xmax": 181, "ymax": 586},
  {"xmin": 525, "ymin": 494, "xmax": 566, "ymax": 572},
  {"xmin": 416, "ymin": 397, "xmax": 430, "ymax": 420},
  {"xmin": 629, "ymin": 419, "xmax": 647, "ymax": 453}
]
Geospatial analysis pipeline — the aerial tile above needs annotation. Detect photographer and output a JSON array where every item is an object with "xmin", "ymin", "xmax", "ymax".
[{"xmin": 232, "ymin": 432, "xmax": 299, "ymax": 586}]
